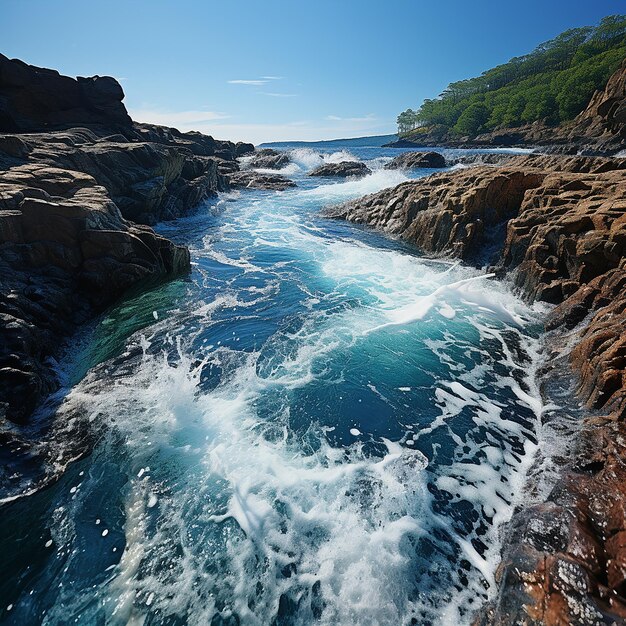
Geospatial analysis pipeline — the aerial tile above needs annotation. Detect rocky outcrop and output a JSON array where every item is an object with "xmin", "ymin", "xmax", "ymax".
[
  {"xmin": 384, "ymin": 150, "xmax": 446, "ymax": 169},
  {"xmin": 0, "ymin": 53, "xmax": 132, "ymax": 132},
  {"xmin": 560, "ymin": 58, "xmax": 626, "ymax": 155},
  {"xmin": 227, "ymin": 170, "xmax": 296, "ymax": 191},
  {"xmin": 245, "ymin": 148, "xmax": 290, "ymax": 170},
  {"xmin": 325, "ymin": 153, "xmax": 626, "ymax": 623},
  {"xmin": 309, "ymin": 161, "xmax": 371, "ymax": 178},
  {"xmin": 0, "ymin": 128, "xmax": 228, "ymax": 224},
  {"xmin": 325, "ymin": 163, "xmax": 546, "ymax": 263},
  {"xmin": 0, "ymin": 163, "xmax": 189, "ymax": 424},
  {"xmin": 0, "ymin": 56, "xmax": 250, "ymax": 427}
]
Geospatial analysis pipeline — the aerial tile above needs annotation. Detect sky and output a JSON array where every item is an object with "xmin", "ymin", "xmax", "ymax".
[{"xmin": 1, "ymin": 0, "xmax": 623, "ymax": 144}]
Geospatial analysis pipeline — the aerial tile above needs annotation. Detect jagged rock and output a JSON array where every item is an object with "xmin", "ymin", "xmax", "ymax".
[
  {"xmin": 0, "ymin": 53, "xmax": 132, "ymax": 132},
  {"xmin": 309, "ymin": 161, "xmax": 371, "ymax": 178},
  {"xmin": 235, "ymin": 141, "xmax": 255, "ymax": 157},
  {"xmin": 245, "ymin": 148, "xmax": 290, "ymax": 170},
  {"xmin": 227, "ymin": 170, "xmax": 296, "ymax": 191},
  {"xmin": 325, "ymin": 164, "xmax": 545, "ymax": 262},
  {"xmin": 384, "ymin": 151, "xmax": 446, "ymax": 169}
]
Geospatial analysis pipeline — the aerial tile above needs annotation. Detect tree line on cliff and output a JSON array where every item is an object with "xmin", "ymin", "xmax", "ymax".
[{"xmin": 397, "ymin": 15, "xmax": 626, "ymax": 137}]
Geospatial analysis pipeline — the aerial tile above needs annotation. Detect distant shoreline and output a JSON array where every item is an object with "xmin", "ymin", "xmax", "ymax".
[{"xmin": 260, "ymin": 133, "xmax": 397, "ymax": 149}]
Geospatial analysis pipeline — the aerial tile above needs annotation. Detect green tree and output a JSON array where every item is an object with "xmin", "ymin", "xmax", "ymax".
[
  {"xmin": 397, "ymin": 14, "xmax": 626, "ymax": 137},
  {"xmin": 453, "ymin": 103, "xmax": 489, "ymax": 135}
]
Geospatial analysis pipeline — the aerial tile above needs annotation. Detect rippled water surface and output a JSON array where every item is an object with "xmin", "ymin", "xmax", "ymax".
[{"xmin": 1, "ymin": 146, "xmax": 546, "ymax": 625}]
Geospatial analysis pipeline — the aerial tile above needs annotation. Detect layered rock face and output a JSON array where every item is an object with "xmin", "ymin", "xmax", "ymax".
[
  {"xmin": 325, "ymin": 162, "xmax": 546, "ymax": 262},
  {"xmin": 326, "ymin": 153, "xmax": 626, "ymax": 623},
  {"xmin": 0, "ymin": 129, "xmax": 227, "ymax": 224},
  {"xmin": 0, "ymin": 164, "xmax": 189, "ymax": 423}
]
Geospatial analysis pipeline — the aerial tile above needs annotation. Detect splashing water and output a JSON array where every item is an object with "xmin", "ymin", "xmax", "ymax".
[{"xmin": 0, "ymin": 146, "xmax": 549, "ymax": 626}]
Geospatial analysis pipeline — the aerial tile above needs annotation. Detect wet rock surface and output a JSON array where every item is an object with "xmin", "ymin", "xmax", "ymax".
[
  {"xmin": 309, "ymin": 161, "xmax": 371, "ymax": 178},
  {"xmin": 384, "ymin": 150, "xmax": 446, "ymax": 169},
  {"xmin": 326, "ymin": 152, "xmax": 626, "ymax": 623},
  {"xmin": 0, "ymin": 164, "xmax": 190, "ymax": 424}
]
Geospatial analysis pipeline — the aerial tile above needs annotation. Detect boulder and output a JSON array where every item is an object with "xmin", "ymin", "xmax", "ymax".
[
  {"xmin": 309, "ymin": 161, "xmax": 371, "ymax": 178},
  {"xmin": 246, "ymin": 148, "xmax": 290, "ymax": 170},
  {"xmin": 235, "ymin": 142, "xmax": 255, "ymax": 157},
  {"xmin": 384, "ymin": 150, "xmax": 446, "ymax": 169}
]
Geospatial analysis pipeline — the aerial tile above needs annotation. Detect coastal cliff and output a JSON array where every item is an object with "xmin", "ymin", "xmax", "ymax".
[
  {"xmin": 326, "ymin": 154, "xmax": 626, "ymax": 623},
  {"xmin": 0, "ymin": 55, "xmax": 253, "ymax": 425}
]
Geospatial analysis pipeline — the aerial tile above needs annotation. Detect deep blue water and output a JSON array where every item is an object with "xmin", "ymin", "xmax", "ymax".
[{"xmin": 0, "ymin": 145, "xmax": 548, "ymax": 625}]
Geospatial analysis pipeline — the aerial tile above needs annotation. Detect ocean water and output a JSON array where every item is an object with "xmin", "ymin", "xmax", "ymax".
[{"xmin": 1, "ymin": 145, "xmax": 549, "ymax": 625}]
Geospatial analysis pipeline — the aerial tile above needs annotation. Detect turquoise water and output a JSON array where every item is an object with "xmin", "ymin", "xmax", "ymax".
[{"xmin": 0, "ymin": 146, "xmax": 546, "ymax": 625}]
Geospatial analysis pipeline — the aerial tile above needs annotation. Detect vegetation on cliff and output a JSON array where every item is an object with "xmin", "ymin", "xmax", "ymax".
[{"xmin": 397, "ymin": 15, "xmax": 626, "ymax": 137}]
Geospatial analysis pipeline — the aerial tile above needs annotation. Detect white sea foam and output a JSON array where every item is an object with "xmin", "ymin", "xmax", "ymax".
[
  {"xmin": 300, "ymin": 168, "xmax": 408, "ymax": 202},
  {"xmin": 27, "ymin": 152, "xmax": 552, "ymax": 625}
]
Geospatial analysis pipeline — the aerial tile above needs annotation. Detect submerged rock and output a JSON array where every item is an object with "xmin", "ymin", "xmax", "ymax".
[
  {"xmin": 384, "ymin": 151, "xmax": 446, "ymax": 169},
  {"xmin": 309, "ymin": 161, "xmax": 371, "ymax": 178}
]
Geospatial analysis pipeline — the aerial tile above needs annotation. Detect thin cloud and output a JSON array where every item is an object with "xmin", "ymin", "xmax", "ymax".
[
  {"xmin": 261, "ymin": 92, "xmax": 297, "ymax": 98},
  {"xmin": 326, "ymin": 114, "xmax": 377, "ymax": 122},
  {"xmin": 228, "ymin": 79, "xmax": 269, "ymax": 86},
  {"xmin": 228, "ymin": 76, "xmax": 284, "ymax": 86}
]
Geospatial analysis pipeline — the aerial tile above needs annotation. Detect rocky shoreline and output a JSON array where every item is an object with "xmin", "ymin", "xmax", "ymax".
[
  {"xmin": 2, "ymin": 51, "xmax": 626, "ymax": 624},
  {"xmin": 0, "ymin": 55, "xmax": 265, "ymax": 427},
  {"xmin": 325, "ymin": 147, "xmax": 626, "ymax": 622}
]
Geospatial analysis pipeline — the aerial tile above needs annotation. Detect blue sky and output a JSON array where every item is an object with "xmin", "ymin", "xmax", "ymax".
[{"xmin": 1, "ymin": 0, "xmax": 623, "ymax": 143}]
